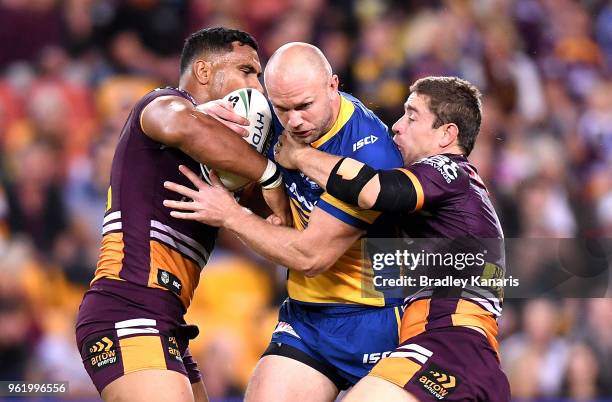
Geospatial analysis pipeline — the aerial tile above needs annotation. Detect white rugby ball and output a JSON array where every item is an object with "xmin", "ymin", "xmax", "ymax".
[{"xmin": 200, "ymin": 88, "xmax": 273, "ymax": 191}]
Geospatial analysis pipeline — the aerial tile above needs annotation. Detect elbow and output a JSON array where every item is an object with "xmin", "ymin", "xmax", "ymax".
[
  {"xmin": 297, "ymin": 257, "xmax": 333, "ymax": 278},
  {"xmin": 358, "ymin": 196, "xmax": 375, "ymax": 210},
  {"xmin": 302, "ymin": 266, "xmax": 327, "ymax": 278},
  {"xmin": 284, "ymin": 240, "xmax": 335, "ymax": 277},
  {"xmin": 302, "ymin": 266, "xmax": 324, "ymax": 278},
  {"xmin": 358, "ymin": 192, "xmax": 376, "ymax": 210},
  {"xmin": 356, "ymin": 173, "xmax": 380, "ymax": 210}
]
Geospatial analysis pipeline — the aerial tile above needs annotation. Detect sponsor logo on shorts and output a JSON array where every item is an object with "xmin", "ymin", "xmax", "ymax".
[
  {"xmin": 273, "ymin": 321, "xmax": 300, "ymax": 339},
  {"xmin": 412, "ymin": 363, "xmax": 460, "ymax": 400},
  {"xmin": 164, "ymin": 336, "xmax": 183, "ymax": 363},
  {"xmin": 85, "ymin": 334, "xmax": 120, "ymax": 372},
  {"xmin": 157, "ymin": 268, "xmax": 182, "ymax": 296}
]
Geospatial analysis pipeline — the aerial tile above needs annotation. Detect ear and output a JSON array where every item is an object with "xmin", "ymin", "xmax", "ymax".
[
  {"xmin": 329, "ymin": 74, "xmax": 339, "ymax": 91},
  {"xmin": 439, "ymin": 123, "xmax": 459, "ymax": 148},
  {"xmin": 192, "ymin": 59, "xmax": 213, "ymax": 85}
]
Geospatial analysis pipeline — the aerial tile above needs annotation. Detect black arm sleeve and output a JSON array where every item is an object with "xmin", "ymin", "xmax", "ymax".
[
  {"xmin": 372, "ymin": 169, "xmax": 417, "ymax": 212},
  {"xmin": 326, "ymin": 158, "xmax": 417, "ymax": 212},
  {"xmin": 326, "ymin": 158, "xmax": 377, "ymax": 206}
]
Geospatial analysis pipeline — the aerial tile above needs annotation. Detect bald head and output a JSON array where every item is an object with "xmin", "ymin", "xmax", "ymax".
[
  {"xmin": 264, "ymin": 42, "xmax": 333, "ymax": 89},
  {"xmin": 264, "ymin": 42, "xmax": 341, "ymax": 144}
]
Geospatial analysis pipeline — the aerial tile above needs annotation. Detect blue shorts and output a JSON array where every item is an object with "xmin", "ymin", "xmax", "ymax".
[{"xmin": 263, "ymin": 299, "xmax": 403, "ymax": 390}]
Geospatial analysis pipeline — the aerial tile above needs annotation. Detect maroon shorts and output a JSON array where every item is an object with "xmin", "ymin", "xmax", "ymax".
[
  {"xmin": 369, "ymin": 327, "xmax": 510, "ymax": 401},
  {"xmin": 75, "ymin": 278, "xmax": 202, "ymax": 394}
]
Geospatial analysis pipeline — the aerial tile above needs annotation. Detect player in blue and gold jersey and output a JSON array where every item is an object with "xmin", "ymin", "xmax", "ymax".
[
  {"xmin": 164, "ymin": 42, "xmax": 404, "ymax": 402},
  {"xmin": 275, "ymin": 76, "xmax": 510, "ymax": 401},
  {"xmin": 75, "ymin": 27, "xmax": 288, "ymax": 402}
]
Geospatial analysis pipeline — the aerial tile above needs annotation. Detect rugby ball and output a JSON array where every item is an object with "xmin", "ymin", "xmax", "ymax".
[{"xmin": 200, "ymin": 88, "xmax": 273, "ymax": 191}]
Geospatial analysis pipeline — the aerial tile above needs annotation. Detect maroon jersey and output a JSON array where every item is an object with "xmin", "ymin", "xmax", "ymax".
[
  {"xmin": 93, "ymin": 87, "xmax": 217, "ymax": 310},
  {"xmin": 397, "ymin": 154, "xmax": 504, "ymax": 354}
]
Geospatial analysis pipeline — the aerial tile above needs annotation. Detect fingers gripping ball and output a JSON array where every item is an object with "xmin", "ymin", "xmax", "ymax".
[{"xmin": 200, "ymin": 88, "xmax": 273, "ymax": 191}]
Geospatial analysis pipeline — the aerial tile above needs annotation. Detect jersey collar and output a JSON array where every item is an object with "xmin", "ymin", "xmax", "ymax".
[
  {"xmin": 174, "ymin": 87, "xmax": 197, "ymax": 105},
  {"xmin": 311, "ymin": 94, "xmax": 355, "ymax": 149}
]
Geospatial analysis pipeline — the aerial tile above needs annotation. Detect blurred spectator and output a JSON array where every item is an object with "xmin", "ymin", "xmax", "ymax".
[
  {"xmin": 4, "ymin": 141, "xmax": 68, "ymax": 257},
  {"xmin": 198, "ymin": 330, "xmax": 247, "ymax": 400},
  {"xmin": 501, "ymin": 298, "xmax": 570, "ymax": 398},
  {"xmin": 580, "ymin": 299, "xmax": 612, "ymax": 395},
  {"xmin": 319, "ymin": 30, "xmax": 355, "ymax": 92},
  {"xmin": 95, "ymin": 75, "xmax": 159, "ymax": 140},
  {"xmin": 596, "ymin": 2, "xmax": 612, "ymax": 71},
  {"xmin": 62, "ymin": 137, "xmax": 115, "ymax": 284},
  {"xmin": 0, "ymin": 294, "xmax": 34, "ymax": 381},
  {"xmin": 354, "ymin": 16, "xmax": 408, "ymax": 122},
  {"xmin": 577, "ymin": 80, "xmax": 612, "ymax": 166},
  {"xmin": 30, "ymin": 308, "xmax": 96, "ymax": 396},
  {"xmin": 562, "ymin": 342, "xmax": 603, "ymax": 399},
  {"xmin": 481, "ymin": 17, "xmax": 546, "ymax": 123},
  {"xmin": 515, "ymin": 174, "xmax": 576, "ymax": 238},
  {"xmin": 92, "ymin": 0, "xmax": 189, "ymax": 83},
  {"xmin": 0, "ymin": 0, "xmax": 62, "ymax": 66},
  {"xmin": 0, "ymin": 240, "xmax": 41, "ymax": 381},
  {"xmin": 596, "ymin": 190, "xmax": 612, "ymax": 236}
]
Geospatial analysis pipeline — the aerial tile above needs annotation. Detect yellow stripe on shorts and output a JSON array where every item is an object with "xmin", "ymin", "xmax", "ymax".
[
  {"xmin": 369, "ymin": 357, "xmax": 422, "ymax": 388},
  {"xmin": 119, "ymin": 336, "xmax": 167, "ymax": 374}
]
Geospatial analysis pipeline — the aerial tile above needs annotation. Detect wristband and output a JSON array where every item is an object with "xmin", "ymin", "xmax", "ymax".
[{"xmin": 259, "ymin": 159, "xmax": 283, "ymax": 189}]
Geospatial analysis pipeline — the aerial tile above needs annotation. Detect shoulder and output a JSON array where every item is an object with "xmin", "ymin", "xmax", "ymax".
[
  {"xmin": 138, "ymin": 88, "xmax": 200, "ymax": 145},
  {"xmin": 339, "ymin": 93, "xmax": 402, "ymax": 168},
  {"xmin": 139, "ymin": 87, "xmax": 199, "ymax": 121},
  {"xmin": 138, "ymin": 87, "xmax": 192, "ymax": 109},
  {"xmin": 137, "ymin": 88, "xmax": 194, "ymax": 126},
  {"xmin": 411, "ymin": 154, "xmax": 468, "ymax": 182},
  {"xmin": 140, "ymin": 88, "xmax": 199, "ymax": 117},
  {"xmin": 405, "ymin": 154, "xmax": 470, "ymax": 201}
]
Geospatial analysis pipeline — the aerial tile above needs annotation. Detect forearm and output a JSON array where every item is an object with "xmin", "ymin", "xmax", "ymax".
[
  {"xmin": 292, "ymin": 149, "xmax": 385, "ymax": 209},
  {"xmin": 292, "ymin": 147, "xmax": 341, "ymax": 189},
  {"xmin": 223, "ymin": 208, "xmax": 318, "ymax": 272},
  {"xmin": 164, "ymin": 163, "xmax": 360, "ymax": 274}
]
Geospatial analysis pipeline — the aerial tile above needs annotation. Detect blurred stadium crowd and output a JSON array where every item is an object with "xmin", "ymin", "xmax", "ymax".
[{"xmin": 0, "ymin": 0, "xmax": 610, "ymax": 400}]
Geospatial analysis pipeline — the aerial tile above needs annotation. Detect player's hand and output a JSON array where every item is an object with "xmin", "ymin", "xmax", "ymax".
[
  {"xmin": 266, "ymin": 214, "xmax": 283, "ymax": 225},
  {"xmin": 163, "ymin": 165, "xmax": 244, "ymax": 227},
  {"xmin": 196, "ymin": 100, "xmax": 249, "ymax": 137},
  {"xmin": 262, "ymin": 185, "xmax": 293, "ymax": 226},
  {"xmin": 275, "ymin": 131, "xmax": 308, "ymax": 169}
]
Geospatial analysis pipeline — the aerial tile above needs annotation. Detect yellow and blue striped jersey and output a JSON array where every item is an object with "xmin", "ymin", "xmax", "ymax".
[{"xmin": 268, "ymin": 92, "xmax": 403, "ymax": 306}]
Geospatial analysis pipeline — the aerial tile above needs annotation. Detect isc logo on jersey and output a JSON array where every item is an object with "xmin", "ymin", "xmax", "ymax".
[
  {"xmin": 200, "ymin": 88, "xmax": 273, "ymax": 191},
  {"xmin": 353, "ymin": 135, "xmax": 378, "ymax": 152}
]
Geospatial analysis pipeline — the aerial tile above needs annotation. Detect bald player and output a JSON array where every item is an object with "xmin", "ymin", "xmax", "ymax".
[
  {"xmin": 275, "ymin": 76, "xmax": 510, "ymax": 401},
  {"xmin": 164, "ymin": 43, "xmax": 405, "ymax": 401},
  {"xmin": 75, "ymin": 27, "xmax": 288, "ymax": 402}
]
